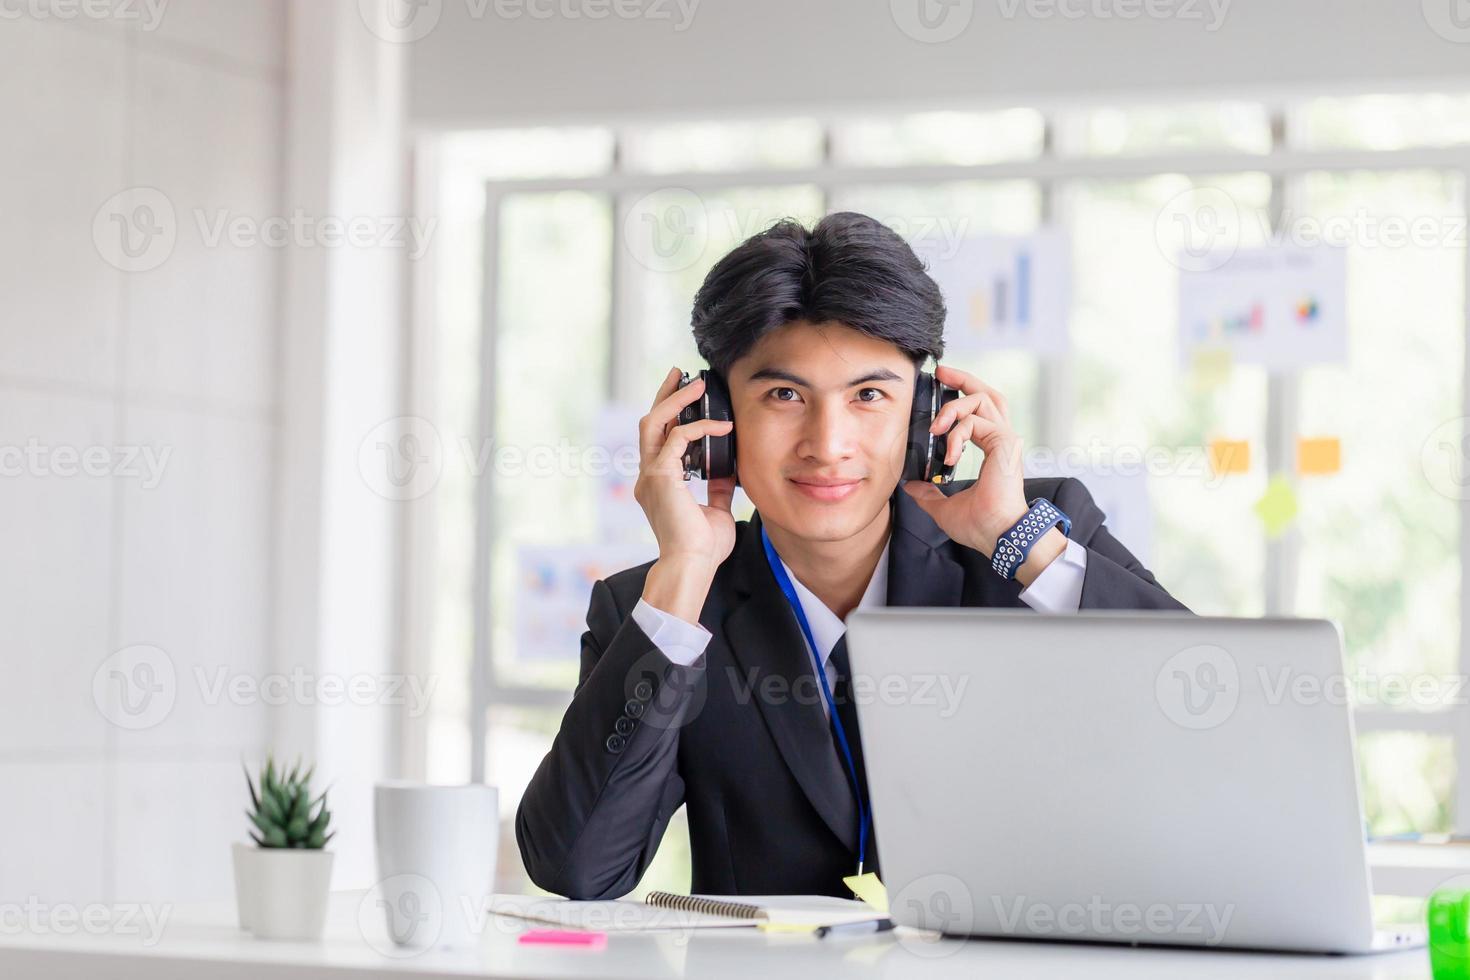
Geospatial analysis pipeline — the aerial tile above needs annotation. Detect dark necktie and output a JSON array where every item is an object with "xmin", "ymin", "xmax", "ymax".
[{"xmin": 827, "ymin": 633, "xmax": 880, "ymax": 876}]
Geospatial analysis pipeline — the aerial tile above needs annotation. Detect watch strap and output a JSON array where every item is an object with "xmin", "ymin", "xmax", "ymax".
[{"xmin": 991, "ymin": 497, "xmax": 1072, "ymax": 581}]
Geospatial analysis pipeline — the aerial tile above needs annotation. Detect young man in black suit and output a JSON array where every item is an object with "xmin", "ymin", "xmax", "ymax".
[{"xmin": 517, "ymin": 212, "xmax": 1189, "ymax": 900}]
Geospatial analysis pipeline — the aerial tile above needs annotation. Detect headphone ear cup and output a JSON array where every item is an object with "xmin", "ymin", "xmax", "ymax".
[
  {"xmin": 702, "ymin": 370, "xmax": 736, "ymax": 481},
  {"xmin": 906, "ymin": 369, "xmax": 960, "ymax": 484},
  {"xmin": 904, "ymin": 372, "xmax": 932, "ymax": 483}
]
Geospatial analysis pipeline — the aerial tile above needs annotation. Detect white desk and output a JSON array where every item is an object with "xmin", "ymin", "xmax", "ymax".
[{"xmin": 0, "ymin": 891, "xmax": 1433, "ymax": 980}]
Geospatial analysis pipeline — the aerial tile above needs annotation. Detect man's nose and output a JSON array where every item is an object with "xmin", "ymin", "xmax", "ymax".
[{"xmin": 798, "ymin": 399, "xmax": 858, "ymax": 461}]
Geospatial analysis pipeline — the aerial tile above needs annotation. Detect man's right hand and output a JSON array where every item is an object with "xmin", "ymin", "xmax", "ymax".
[{"xmin": 634, "ymin": 366, "xmax": 737, "ymax": 623}]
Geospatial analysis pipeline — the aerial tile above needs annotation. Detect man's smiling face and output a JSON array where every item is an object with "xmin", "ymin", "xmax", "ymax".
[{"xmin": 726, "ymin": 319, "xmax": 916, "ymax": 542}]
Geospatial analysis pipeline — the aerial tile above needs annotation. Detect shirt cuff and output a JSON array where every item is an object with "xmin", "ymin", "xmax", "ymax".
[
  {"xmin": 1017, "ymin": 537, "xmax": 1088, "ymax": 614},
  {"xmin": 631, "ymin": 597, "xmax": 713, "ymax": 667}
]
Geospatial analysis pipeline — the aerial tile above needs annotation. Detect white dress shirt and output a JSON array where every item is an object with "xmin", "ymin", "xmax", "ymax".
[{"xmin": 631, "ymin": 532, "xmax": 1089, "ymax": 673}]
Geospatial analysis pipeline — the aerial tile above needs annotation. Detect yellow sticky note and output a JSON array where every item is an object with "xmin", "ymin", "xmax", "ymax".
[
  {"xmin": 757, "ymin": 921, "xmax": 818, "ymax": 934},
  {"xmin": 1297, "ymin": 436, "xmax": 1341, "ymax": 476},
  {"xmin": 1254, "ymin": 476, "xmax": 1299, "ymax": 538},
  {"xmin": 1208, "ymin": 439, "xmax": 1251, "ymax": 477},
  {"xmin": 1191, "ymin": 348, "xmax": 1234, "ymax": 389},
  {"xmin": 843, "ymin": 872, "xmax": 889, "ymax": 913}
]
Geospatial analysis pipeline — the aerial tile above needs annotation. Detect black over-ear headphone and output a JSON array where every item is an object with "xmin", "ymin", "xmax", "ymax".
[{"xmin": 677, "ymin": 365, "xmax": 961, "ymax": 485}]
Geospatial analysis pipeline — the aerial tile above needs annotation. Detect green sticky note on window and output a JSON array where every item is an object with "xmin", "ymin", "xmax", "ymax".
[
  {"xmin": 1191, "ymin": 348, "xmax": 1234, "ymax": 389},
  {"xmin": 1254, "ymin": 476, "xmax": 1299, "ymax": 538}
]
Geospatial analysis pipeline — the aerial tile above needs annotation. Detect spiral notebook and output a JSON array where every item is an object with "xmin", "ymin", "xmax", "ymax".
[{"xmin": 489, "ymin": 891, "xmax": 883, "ymax": 932}]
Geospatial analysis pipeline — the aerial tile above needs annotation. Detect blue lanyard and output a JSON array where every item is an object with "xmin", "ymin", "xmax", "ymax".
[{"xmin": 759, "ymin": 525, "xmax": 870, "ymax": 876}]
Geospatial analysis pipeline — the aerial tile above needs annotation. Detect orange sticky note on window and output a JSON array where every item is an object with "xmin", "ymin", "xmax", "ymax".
[
  {"xmin": 1297, "ymin": 436, "xmax": 1341, "ymax": 476},
  {"xmin": 1208, "ymin": 439, "xmax": 1251, "ymax": 476}
]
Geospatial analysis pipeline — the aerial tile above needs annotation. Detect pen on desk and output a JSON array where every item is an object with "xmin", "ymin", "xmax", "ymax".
[{"xmin": 815, "ymin": 918, "xmax": 895, "ymax": 939}]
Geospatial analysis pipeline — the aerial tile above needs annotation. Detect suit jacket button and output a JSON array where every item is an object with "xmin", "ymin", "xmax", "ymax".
[
  {"xmin": 624, "ymin": 699, "xmax": 645, "ymax": 719},
  {"xmin": 605, "ymin": 733, "xmax": 626, "ymax": 753},
  {"xmin": 615, "ymin": 716, "xmax": 636, "ymax": 736},
  {"xmin": 633, "ymin": 679, "xmax": 655, "ymax": 702}
]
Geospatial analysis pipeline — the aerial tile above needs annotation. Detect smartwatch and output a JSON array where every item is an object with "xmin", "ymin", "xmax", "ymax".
[{"xmin": 990, "ymin": 497, "xmax": 1071, "ymax": 581}]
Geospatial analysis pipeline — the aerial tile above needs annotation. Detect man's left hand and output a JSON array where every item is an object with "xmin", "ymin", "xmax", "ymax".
[{"xmin": 901, "ymin": 365, "xmax": 1063, "ymax": 583}]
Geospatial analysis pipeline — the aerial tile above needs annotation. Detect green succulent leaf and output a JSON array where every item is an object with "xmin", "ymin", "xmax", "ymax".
[
  {"xmin": 290, "ymin": 787, "xmax": 309, "ymax": 822},
  {"xmin": 245, "ymin": 754, "xmax": 332, "ymax": 849},
  {"xmin": 247, "ymin": 809, "xmax": 274, "ymax": 836},
  {"xmin": 242, "ymin": 762, "xmax": 260, "ymax": 812},
  {"xmin": 261, "ymin": 788, "xmax": 286, "ymax": 825}
]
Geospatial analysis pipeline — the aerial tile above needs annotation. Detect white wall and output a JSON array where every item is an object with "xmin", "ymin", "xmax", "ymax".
[
  {"xmin": 1, "ymin": 0, "xmax": 411, "ymax": 908},
  {"xmin": 273, "ymin": 0, "xmax": 409, "ymax": 892},
  {"xmin": 409, "ymin": 0, "xmax": 1470, "ymax": 128},
  {"xmin": 0, "ymin": 0, "xmax": 287, "ymax": 905}
]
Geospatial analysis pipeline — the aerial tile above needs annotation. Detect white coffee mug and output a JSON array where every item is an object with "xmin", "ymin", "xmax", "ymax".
[{"xmin": 372, "ymin": 782, "xmax": 499, "ymax": 949}]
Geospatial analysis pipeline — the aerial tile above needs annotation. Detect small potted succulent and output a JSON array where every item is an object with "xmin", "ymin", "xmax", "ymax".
[{"xmin": 231, "ymin": 755, "xmax": 336, "ymax": 940}]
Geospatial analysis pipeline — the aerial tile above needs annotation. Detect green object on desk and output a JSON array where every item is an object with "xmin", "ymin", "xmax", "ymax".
[{"xmin": 1429, "ymin": 888, "xmax": 1470, "ymax": 979}]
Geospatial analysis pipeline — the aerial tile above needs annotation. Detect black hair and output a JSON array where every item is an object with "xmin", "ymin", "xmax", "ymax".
[{"xmin": 690, "ymin": 211, "xmax": 947, "ymax": 376}]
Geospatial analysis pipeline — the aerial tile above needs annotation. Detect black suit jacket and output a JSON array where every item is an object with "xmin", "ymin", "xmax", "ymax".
[{"xmin": 516, "ymin": 476, "xmax": 1190, "ymax": 900}]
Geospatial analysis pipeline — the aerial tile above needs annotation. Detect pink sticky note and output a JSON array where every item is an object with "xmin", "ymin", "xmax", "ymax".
[{"xmin": 518, "ymin": 929, "xmax": 608, "ymax": 949}]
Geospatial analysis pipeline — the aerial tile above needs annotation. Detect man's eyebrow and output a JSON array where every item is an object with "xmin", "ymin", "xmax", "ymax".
[{"xmin": 747, "ymin": 366, "xmax": 905, "ymax": 387}]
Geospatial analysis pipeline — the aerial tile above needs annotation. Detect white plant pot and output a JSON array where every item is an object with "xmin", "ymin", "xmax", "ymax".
[{"xmin": 231, "ymin": 843, "xmax": 334, "ymax": 941}]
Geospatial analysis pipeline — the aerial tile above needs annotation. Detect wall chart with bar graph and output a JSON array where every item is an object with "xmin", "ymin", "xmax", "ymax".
[
  {"xmin": 1176, "ymin": 244, "xmax": 1347, "ymax": 369},
  {"xmin": 913, "ymin": 230, "xmax": 1072, "ymax": 355}
]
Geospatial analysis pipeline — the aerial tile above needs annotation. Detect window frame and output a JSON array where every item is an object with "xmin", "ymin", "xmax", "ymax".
[{"xmin": 415, "ymin": 105, "xmax": 1470, "ymax": 830}]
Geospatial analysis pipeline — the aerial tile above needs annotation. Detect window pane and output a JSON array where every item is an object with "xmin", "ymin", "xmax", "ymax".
[
  {"xmin": 442, "ymin": 128, "xmax": 614, "ymax": 180},
  {"xmin": 486, "ymin": 706, "xmax": 559, "ymax": 893},
  {"xmin": 1296, "ymin": 94, "xmax": 1470, "ymax": 151},
  {"xmin": 1360, "ymin": 731, "xmax": 1454, "ymax": 836},
  {"xmin": 832, "ymin": 109, "xmax": 1045, "ymax": 167},
  {"xmin": 423, "ymin": 139, "xmax": 500, "ymax": 784},
  {"xmin": 1063, "ymin": 173, "xmax": 1275, "ymax": 614},
  {"xmin": 1056, "ymin": 103, "xmax": 1272, "ymax": 157},
  {"xmin": 621, "ymin": 119, "xmax": 824, "ymax": 173},
  {"xmin": 490, "ymin": 191, "xmax": 613, "ymax": 689},
  {"xmin": 829, "ymin": 182, "xmax": 1044, "ymax": 455},
  {"xmin": 830, "ymin": 182, "xmax": 1042, "ymax": 237},
  {"xmin": 1294, "ymin": 170, "xmax": 1465, "ymax": 708},
  {"xmin": 488, "ymin": 702, "xmax": 695, "ymax": 896}
]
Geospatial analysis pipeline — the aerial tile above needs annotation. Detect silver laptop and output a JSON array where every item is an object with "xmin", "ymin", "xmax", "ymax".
[{"xmin": 844, "ymin": 608, "xmax": 1426, "ymax": 954}]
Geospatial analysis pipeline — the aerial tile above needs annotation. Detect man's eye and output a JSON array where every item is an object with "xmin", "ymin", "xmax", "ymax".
[
  {"xmin": 771, "ymin": 387, "xmax": 800, "ymax": 402},
  {"xmin": 857, "ymin": 388, "xmax": 885, "ymax": 403}
]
